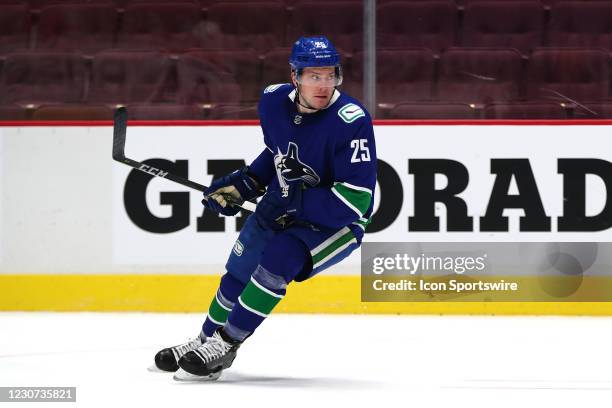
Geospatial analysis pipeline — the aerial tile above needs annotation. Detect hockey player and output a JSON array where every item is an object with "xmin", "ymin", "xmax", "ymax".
[{"xmin": 154, "ymin": 36, "xmax": 377, "ymax": 381}]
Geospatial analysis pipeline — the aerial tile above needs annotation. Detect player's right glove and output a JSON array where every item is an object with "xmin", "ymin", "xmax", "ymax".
[
  {"xmin": 202, "ymin": 166, "xmax": 264, "ymax": 216},
  {"xmin": 254, "ymin": 181, "xmax": 303, "ymax": 231}
]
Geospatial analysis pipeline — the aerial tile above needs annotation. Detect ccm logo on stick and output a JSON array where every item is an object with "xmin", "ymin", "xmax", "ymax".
[{"xmin": 138, "ymin": 164, "xmax": 168, "ymax": 178}]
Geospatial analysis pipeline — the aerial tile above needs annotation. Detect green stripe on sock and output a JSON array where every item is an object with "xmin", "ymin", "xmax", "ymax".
[
  {"xmin": 240, "ymin": 281, "xmax": 282, "ymax": 316},
  {"xmin": 355, "ymin": 217, "xmax": 372, "ymax": 227},
  {"xmin": 208, "ymin": 295, "xmax": 230, "ymax": 323},
  {"xmin": 333, "ymin": 183, "xmax": 372, "ymax": 215},
  {"xmin": 312, "ymin": 230, "xmax": 355, "ymax": 266}
]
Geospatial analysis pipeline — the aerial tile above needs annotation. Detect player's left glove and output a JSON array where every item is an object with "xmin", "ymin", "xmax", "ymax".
[
  {"xmin": 202, "ymin": 166, "xmax": 264, "ymax": 216},
  {"xmin": 254, "ymin": 181, "xmax": 303, "ymax": 231}
]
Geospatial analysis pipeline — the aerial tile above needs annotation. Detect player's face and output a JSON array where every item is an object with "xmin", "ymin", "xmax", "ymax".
[{"xmin": 292, "ymin": 67, "xmax": 336, "ymax": 111}]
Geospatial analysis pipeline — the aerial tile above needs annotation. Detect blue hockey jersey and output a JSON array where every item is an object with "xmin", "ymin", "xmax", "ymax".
[{"xmin": 248, "ymin": 83, "xmax": 377, "ymax": 239}]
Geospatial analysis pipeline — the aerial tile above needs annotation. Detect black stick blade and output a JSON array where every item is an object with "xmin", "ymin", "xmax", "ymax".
[{"xmin": 112, "ymin": 107, "xmax": 128, "ymax": 161}]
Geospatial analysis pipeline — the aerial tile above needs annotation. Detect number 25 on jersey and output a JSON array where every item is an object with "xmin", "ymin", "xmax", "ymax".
[{"xmin": 350, "ymin": 139, "xmax": 371, "ymax": 163}]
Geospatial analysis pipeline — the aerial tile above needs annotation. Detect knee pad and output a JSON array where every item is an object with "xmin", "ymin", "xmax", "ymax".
[
  {"xmin": 259, "ymin": 233, "xmax": 311, "ymax": 284},
  {"xmin": 218, "ymin": 272, "xmax": 247, "ymax": 304}
]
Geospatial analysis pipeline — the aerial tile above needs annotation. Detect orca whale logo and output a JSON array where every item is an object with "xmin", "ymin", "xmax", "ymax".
[{"xmin": 274, "ymin": 142, "xmax": 320, "ymax": 187}]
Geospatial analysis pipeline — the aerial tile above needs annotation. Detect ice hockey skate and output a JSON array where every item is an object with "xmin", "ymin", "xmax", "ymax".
[
  {"xmin": 151, "ymin": 335, "xmax": 205, "ymax": 372},
  {"xmin": 173, "ymin": 328, "xmax": 241, "ymax": 382}
]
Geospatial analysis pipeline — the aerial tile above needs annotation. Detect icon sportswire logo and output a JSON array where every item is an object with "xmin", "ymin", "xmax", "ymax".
[{"xmin": 338, "ymin": 103, "xmax": 365, "ymax": 123}]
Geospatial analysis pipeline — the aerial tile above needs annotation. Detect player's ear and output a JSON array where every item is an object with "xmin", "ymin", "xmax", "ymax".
[{"xmin": 291, "ymin": 71, "xmax": 297, "ymax": 87}]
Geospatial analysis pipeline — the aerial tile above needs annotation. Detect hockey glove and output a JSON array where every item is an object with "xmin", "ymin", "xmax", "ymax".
[
  {"xmin": 202, "ymin": 167, "xmax": 264, "ymax": 216},
  {"xmin": 255, "ymin": 181, "xmax": 303, "ymax": 231}
]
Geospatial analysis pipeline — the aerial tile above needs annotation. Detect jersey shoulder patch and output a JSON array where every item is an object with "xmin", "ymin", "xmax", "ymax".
[
  {"xmin": 337, "ymin": 103, "xmax": 366, "ymax": 124},
  {"xmin": 263, "ymin": 83, "xmax": 287, "ymax": 94}
]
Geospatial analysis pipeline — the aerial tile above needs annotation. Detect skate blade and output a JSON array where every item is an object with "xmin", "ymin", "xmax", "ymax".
[
  {"xmin": 173, "ymin": 368, "xmax": 222, "ymax": 382},
  {"xmin": 147, "ymin": 365, "xmax": 171, "ymax": 373}
]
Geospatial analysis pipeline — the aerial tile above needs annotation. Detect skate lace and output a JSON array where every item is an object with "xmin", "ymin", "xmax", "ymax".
[
  {"xmin": 195, "ymin": 334, "xmax": 231, "ymax": 363},
  {"xmin": 175, "ymin": 337, "xmax": 202, "ymax": 358}
]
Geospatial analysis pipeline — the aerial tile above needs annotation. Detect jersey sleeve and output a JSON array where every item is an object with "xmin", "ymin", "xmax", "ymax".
[
  {"xmin": 247, "ymin": 98, "xmax": 277, "ymax": 187},
  {"xmin": 299, "ymin": 118, "xmax": 377, "ymax": 230},
  {"xmin": 248, "ymin": 147, "xmax": 275, "ymax": 187}
]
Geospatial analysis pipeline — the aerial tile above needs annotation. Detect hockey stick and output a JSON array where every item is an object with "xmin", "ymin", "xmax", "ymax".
[{"xmin": 112, "ymin": 107, "xmax": 257, "ymax": 212}]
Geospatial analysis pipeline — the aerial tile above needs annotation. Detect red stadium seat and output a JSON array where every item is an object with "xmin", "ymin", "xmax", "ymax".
[
  {"xmin": 285, "ymin": 0, "xmax": 357, "ymax": 5},
  {"xmin": 88, "ymin": 51, "xmax": 174, "ymax": 104},
  {"xmin": 177, "ymin": 50, "xmax": 261, "ymax": 104},
  {"xmin": 548, "ymin": 2, "xmax": 612, "ymax": 52},
  {"xmin": 0, "ymin": 4, "xmax": 30, "ymax": 54},
  {"xmin": 483, "ymin": 102, "xmax": 570, "ymax": 119},
  {"xmin": 288, "ymin": 1, "xmax": 363, "ymax": 53},
  {"xmin": 26, "ymin": 0, "xmax": 121, "ymax": 10},
  {"xmin": 0, "ymin": 104, "xmax": 28, "ymax": 120},
  {"xmin": 37, "ymin": 4, "xmax": 118, "ymax": 53},
  {"xmin": 377, "ymin": 1, "xmax": 457, "ymax": 53},
  {"xmin": 526, "ymin": 48, "xmax": 610, "ymax": 101},
  {"xmin": 207, "ymin": 103, "xmax": 259, "ymax": 119},
  {"xmin": 261, "ymin": 48, "xmax": 292, "ymax": 90},
  {"xmin": 32, "ymin": 104, "xmax": 113, "ymax": 120},
  {"xmin": 572, "ymin": 102, "xmax": 612, "ymax": 119},
  {"xmin": 543, "ymin": 0, "xmax": 612, "ymax": 7},
  {"xmin": 387, "ymin": 102, "xmax": 482, "ymax": 119},
  {"xmin": 126, "ymin": 104, "xmax": 205, "ymax": 120},
  {"xmin": 463, "ymin": 1, "xmax": 544, "ymax": 55},
  {"xmin": 437, "ymin": 48, "xmax": 523, "ymax": 103},
  {"xmin": 118, "ymin": 2, "xmax": 203, "ymax": 51},
  {"xmin": 202, "ymin": 2, "xmax": 286, "ymax": 52},
  {"xmin": 0, "ymin": 52, "xmax": 86, "ymax": 104},
  {"xmin": 347, "ymin": 49, "xmax": 435, "ymax": 103}
]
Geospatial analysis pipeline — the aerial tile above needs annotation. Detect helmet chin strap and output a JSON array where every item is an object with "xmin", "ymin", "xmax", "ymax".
[{"xmin": 294, "ymin": 83, "xmax": 318, "ymax": 113}]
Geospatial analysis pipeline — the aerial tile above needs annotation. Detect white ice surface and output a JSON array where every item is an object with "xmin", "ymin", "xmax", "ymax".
[{"xmin": 1, "ymin": 313, "xmax": 612, "ymax": 408}]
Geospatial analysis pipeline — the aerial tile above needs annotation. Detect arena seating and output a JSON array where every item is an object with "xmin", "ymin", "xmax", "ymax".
[
  {"xmin": 0, "ymin": 104, "xmax": 28, "ymax": 120},
  {"xmin": 124, "ymin": 103, "xmax": 204, "ymax": 120},
  {"xmin": 37, "ymin": 4, "xmax": 118, "ymax": 53},
  {"xmin": 387, "ymin": 102, "xmax": 481, "ymax": 119},
  {"xmin": 118, "ymin": 2, "xmax": 203, "ymax": 51},
  {"xmin": 31, "ymin": 104, "xmax": 113, "ymax": 120},
  {"xmin": 288, "ymin": 1, "xmax": 363, "ymax": 53},
  {"xmin": 0, "ymin": 51, "xmax": 86, "ymax": 105},
  {"xmin": 576, "ymin": 102, "xmax": 612, "ymax": 119},
  {"xmin": 0, "ymin": 4, "xmax": 30, "ymax": 54},
  {"xmin": 377, "ymin": 1, "xmax": 457, "ymax": 52},
  {"xmin": 483, "ymin": 101, "xmax": 570, "ymax": 118},
  {"xmin": 462, "ymin": 1, "xmax": 544, "ymax": 55},
  {"xmin": 207, "ymin": 103, "xmax": 259, "ymax": 119},
  {"xmin": 88, "ymin": 51, "xmax": 174, "ymax": 104},
  {"xmin": 348, "ymin": 49, "xmax": 436, "ymax": 103},
  {"xmin": 548, "ymin": 2, "xmax": 612, "ymax": 50},
  {"xmin": 526, "ymin": 48, "xmax": 610, "ymax": 101},
  {"xmin": 178, "ymin": 49, "xmax": 262, "ymax": 103},
  {"xmin": 203, "ymin": 2, "xmax": 287, "ymax": 52},
  {"xmin": 437, "ymin": 48, "xmax": 523, "ymax": 103},
  {"xmin": 0, "ymin": 0, "xmax": 610, "ymax": 120},
  {"xmin": 260, "ymin": 48, "xmax": 292, "ymax": 88}
]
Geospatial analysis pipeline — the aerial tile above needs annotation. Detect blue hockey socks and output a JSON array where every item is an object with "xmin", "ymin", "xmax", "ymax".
[
  {"xmin": 202, "ymin": 272, "xmax": 246, "ymax": 337},
  {"xmin": 223, "ymin": 234, "xmax": 310, "ymax": 342}
]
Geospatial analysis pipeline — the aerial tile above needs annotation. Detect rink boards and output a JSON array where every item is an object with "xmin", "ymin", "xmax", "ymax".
[{"xmin": 2, "ymin": 119, "xmax": 612, "ymax": 315}]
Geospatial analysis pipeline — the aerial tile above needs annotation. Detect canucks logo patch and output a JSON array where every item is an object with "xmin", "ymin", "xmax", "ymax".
[
  {"xmin": 274, "ymin": 142, "xmax": 320, "ymax": 187},
  {"xmin": 338, "ymin": 103, "xmax": 365, "ymax": 123},
  {"xmin": 233, "ymin": 240, "xmax": 244, "ymax": 256},
  {"xmin": 264, "ymin": 84, "xmax": 285, "ymax": 94}
]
